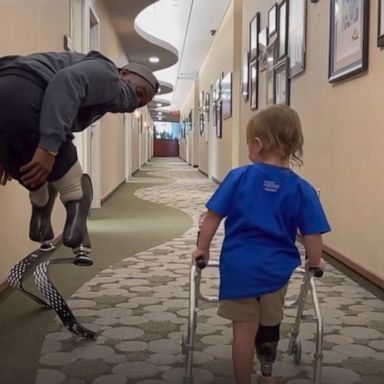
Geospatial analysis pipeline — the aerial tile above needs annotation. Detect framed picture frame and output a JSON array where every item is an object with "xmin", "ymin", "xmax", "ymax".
[
  {"xmin": 378, "ymin": 1, "xmax": 384, "ymax": 47},
  {"xmin": 278, "ymin": 0, "xmax": 289, "ymax": 60},
  {"xmin": 274, "ymin": 58, "xmax": 290, "ymax": 105},
  {"xmin": 221, "ymin": 72, "xmax": 232, "ymax": 120},
  {"xmin": 204, "ymin": 92, "xmax": 210, "ymax": 122},
  {"xmin": 268, "ymin": 4, "xmax": 278, "ymax": 37},
  {"xmin": 199, "ymin": 113, "xmax": 204, "ymax": 136},
  {"xmin": 328, "ymin": 0, "xmax": 369, "ymax": 83},
  {"xmin": 258, "ymin": 27, "xmax": 269, "ymax": 72},
  {"xmin": 249, "ymin": 58, "xmax": 258, "ymax": 110},
  {"xmin": 199, "ymin": 90, "xmax": 204, "ymax": 111},
  {"xmin": 266, "ymin": 42, "xmax": 276, "ymax": 105},
  {"xmin": 288, "ymin": 0, "xmax": 307, "ymax": 78},
  {"xmin": 241, "ymin": 51, "xmax": 250, "ymax": 100},
  {"xmin": 216, "ymin": 101, "xmax": 222, "ymax": 138},
  {"xmin": 249, "ymin": 12, "xmax": 260, "ymax": 60}
]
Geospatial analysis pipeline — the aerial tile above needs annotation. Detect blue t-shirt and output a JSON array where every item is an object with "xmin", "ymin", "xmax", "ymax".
[{"xmin": 206, "ymin": 163, "xmax": 331, "ymax": 300}]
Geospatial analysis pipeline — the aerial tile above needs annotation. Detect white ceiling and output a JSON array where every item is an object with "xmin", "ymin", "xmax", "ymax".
[{"xmin": 105, "ymin": 0, "xmax": 231, "ymax": 120}]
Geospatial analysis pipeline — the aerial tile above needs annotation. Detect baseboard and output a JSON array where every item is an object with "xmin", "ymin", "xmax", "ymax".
[
  {"xmin": 199, "ymin": 169, "xmax": 208, "ymax": 177},
  {"xmin": 101, "ymin": 179, "xmax": 125, "ymax": 204},
  {"xmin": 212, "ymin": 176, "xmax": 221, "ymax": 185},
  {"xmin": 193, "ymin": 165, "xmax": 198, "ymax": 168},
  {"xmin": 323, "ymin": 244, "xmax": 384, "ymax": 290},
  {"xmin": 0, "ymin": 278, "xmax": 9, "ymax": 293}
]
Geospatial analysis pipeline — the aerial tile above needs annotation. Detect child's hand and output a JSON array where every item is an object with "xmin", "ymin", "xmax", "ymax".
[
  {"xmin": 192, "ymin": 247, "xmax": 209, "ymax": 265},
  {"xmin": 306, "ymin": 257, "xmax": 326, "ymax": 272}
]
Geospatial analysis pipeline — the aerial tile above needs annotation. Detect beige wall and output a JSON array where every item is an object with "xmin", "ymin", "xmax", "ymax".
[
  {"xmin": 0, "ymin": 0, "xmax": 69, "ymax": 283},
  {"xmin": 197, "ymin": 1, "xmax": 234, "ymax": 181},
  {"xmin": 181, "ymin": 0, "xmax": 384, "ymax": 282}
]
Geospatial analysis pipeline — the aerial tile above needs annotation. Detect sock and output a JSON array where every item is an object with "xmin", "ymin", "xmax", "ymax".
[
  {"xmin": 29, "ymin": 183, "xmax": 49, "ymax": 207},
  {"xmin": 52, "ymin": 161, "xmax": 83, "ymax": 203}
]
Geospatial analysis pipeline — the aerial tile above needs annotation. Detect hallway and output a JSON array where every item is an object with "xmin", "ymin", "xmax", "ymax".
[{"xmin": 0, "ymin": 159, "xmax": 383, "ymax": 384}]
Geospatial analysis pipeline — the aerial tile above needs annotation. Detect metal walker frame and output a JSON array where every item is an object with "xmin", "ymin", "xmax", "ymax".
[{"xmin": 181, "ymin": 262, "xmax": 324, "ymax": 384}]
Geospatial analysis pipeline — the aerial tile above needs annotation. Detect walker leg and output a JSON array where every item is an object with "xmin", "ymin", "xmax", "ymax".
[{"xmin": 182, "ymin": 265, "xmax": 201, "ymax": 384}]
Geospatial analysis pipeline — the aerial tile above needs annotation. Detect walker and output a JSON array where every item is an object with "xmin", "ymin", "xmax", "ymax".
[{"xmin": 181, "ymin": 258, "xmax": 324, "ymax": 383}]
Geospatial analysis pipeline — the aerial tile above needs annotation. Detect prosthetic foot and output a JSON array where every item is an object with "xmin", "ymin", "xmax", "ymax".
[
  {"xmin": 255, "ymin": 324, "xmax": 280, "ymax": 382},
  {"xmin": 29, "ymin": 184, "xmax": 58, "ymax": 243},
  {"xmin": 62, "ymin": 174, "xmax": 93, "ymax": 266}
]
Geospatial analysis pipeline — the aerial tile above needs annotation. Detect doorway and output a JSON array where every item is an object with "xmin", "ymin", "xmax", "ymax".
[{"xmin": 154, "ymin": 122, "xmax": 180, "ymax": 157}]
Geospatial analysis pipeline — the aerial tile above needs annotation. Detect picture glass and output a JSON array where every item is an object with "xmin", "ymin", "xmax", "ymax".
[
  {"xmin": 250, "ymin": 59, "xmax": 258, "ymax": 110},
  {"xmin": 250, "ymin": 15, "xmax": 258, "ymax": 58},
  {"xmin": 242, "ymin": 52, "xmax": 249, "ymax": 100},
  {"xmin": 258, "ymin": 27, "xmax": 268, "ymax": 72},
  {"xmin": 278, "ymin": 2, "xmax": 287, "ymax": 58},
  {"xmin": 379, "ymin": 1, "xmax": 384, "ymax": 46},
  {"xmin": 289, "ymin": 0, "xmax": 306, "ymax": 77},
  {"xmin": 268, "ymin": 5, "xmax": 277, "ymax": 36},
  {"xmin": 221, "ymin": 72, "xmax": 232, "ymax": 120}
]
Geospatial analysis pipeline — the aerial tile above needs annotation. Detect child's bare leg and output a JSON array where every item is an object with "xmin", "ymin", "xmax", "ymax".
[{"xmin": 232, "ymin": 321, "xmax": 259, "ymax": 384}]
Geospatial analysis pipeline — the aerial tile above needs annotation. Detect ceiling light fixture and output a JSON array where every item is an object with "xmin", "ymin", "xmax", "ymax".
[
  {"xmin": 156, "ymin": 103, "xmax": 162, "ymax": 107},
  {"xmin": 149, "ymin": 56, "xmax": 160, "ymax": 63}
]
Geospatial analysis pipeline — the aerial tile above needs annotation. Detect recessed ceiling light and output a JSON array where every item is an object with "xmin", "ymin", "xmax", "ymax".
[
  {"xmin": 156, "ymin": 103, "xmax": 162, "ymax": 107},
  {"xmin": 149, "ymin": 56, "xmax": 160, "ymax": 63}
]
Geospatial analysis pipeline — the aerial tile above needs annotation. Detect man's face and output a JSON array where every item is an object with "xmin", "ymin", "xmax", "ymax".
[{"xmin": 120, "ymin": 69, "xmax": 156, "ymax": 108}]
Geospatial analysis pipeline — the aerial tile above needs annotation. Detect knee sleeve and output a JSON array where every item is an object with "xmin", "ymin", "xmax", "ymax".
[
  {"xmin": 29, "ymin": 183, "xmax": 49, "ymax": 206},
  {"xmin": 52, "ymin": 160, "xmax": 83, "ymax": 203},
  {"xmin": 255, "ymin": 324, "xmax": 280, "ymax": 375}
]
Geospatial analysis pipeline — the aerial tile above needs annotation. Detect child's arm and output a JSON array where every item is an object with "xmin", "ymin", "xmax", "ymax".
[
  {"xmin": 302, "ymin": 234, "xmax": 326, "ymax": 271},
  {"xmin": 192, "ymin": 210, "xmax": 222, "ymax": 264}
]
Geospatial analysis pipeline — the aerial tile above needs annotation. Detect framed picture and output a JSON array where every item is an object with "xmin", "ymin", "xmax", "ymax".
[
  {"xmin": 199, "ymin": 90, "xmax": 204, "ymax": 111},
  {"xmin": 274, "ymin": 58, "xmax": 290, "ymax": 105},
  {"xmin": 249, "ymin": 13, "xmax": 260, "ymax": 59},
  {"xmin": 204, "ymin": 92, "xmax": 210, "ymax": 122},
  {"xmin": 329, "ymin": 0, "xmax": 369, "ymax": 83},
  {"xmin": 199, "ymin": 113, "xmax": 204, "ymax": 135},
  {"xmin": 242, "ymin": 51, "xmax": 250, "ymax": 100},
  {"xmin": 249, "ymin": 58, "xmax": 258, "ymax": 110},
  {"xmin": 289, "ymin": 0, "xmax": 307, "ymax": 77},
  {"xmin": 258, "ymin": 27, "xmax": 268, "ymax": 72},
  {"xmin": 278, "ymin": 0, "xmax": 289, "ymax": 60},
  {"xmin": 216, "ymin": 101, "xmax": 222, "ymax": 138},
  {"xmin": 378, "ymin": 1, "xmax": 384, "ymax": 47},
  {"xmin": 221, "ymin": 72, "xmax": 232, "ymax": 120},
  {"xmin": 266, "ymin": 42, "xmax": 276, "ymax": 105},
  {"xmin": 268, "ymin": 4, "xmax": 278, "ymax": 37}
]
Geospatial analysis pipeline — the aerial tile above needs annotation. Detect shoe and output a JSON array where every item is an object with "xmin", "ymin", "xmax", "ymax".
[{"xmin": 257, "ymin": 375, "xmax": 276, "ymax": 384}]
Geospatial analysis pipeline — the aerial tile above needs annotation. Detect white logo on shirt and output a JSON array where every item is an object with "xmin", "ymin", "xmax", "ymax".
[{"xmin": 263, "ymin": 180, "xmax": 280, "ymax": 192}]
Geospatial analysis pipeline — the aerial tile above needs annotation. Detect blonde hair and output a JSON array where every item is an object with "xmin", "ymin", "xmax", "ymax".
[{"xmin": 246, "ymin": 104, "xmax": 304, "ymax": 166}]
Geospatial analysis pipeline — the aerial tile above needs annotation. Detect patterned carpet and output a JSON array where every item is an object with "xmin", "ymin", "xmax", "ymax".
[{"xmin": 35, "ymin": 159, "xmax": 384, "ymax": 384}]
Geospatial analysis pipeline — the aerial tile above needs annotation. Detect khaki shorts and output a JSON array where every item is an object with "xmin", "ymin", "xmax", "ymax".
[{"xmin": 218, "ymin": 285, "xmax": 288, "ymax": 325}]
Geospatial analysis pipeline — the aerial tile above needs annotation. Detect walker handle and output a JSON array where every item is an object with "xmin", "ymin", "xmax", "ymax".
[
  {"xmin": 309, "ymin": 267, "xmax": 323, "ymax": 278},
  {"xmin": 196, "ymin": 256, "xmax": 207, "ymax": 270}
]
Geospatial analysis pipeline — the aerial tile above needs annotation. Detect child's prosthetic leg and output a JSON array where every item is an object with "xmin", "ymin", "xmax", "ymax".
[{"xmin": 255, "ymin": 324, "xmax": 280, "ymax": 377}]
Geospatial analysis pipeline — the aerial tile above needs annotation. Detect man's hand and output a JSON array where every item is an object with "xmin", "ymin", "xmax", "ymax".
[
  {"xmin": 0, "ymin": 164, "xmax": 12, "ymax": 185},
  {"xmin": 20, "ymin": 147, "xmax": 56, "ymax": 188}
]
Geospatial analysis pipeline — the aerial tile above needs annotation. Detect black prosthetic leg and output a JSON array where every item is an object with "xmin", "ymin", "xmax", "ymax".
[
  {"xmin": 29, "ymin": 183, "xmax": 58, "ymax": 250},
  {"xmin": 62, "ymin": 174, "xmax": 93, "ymax": 266},
  {"xmin": 255, "ymin": 324, "xmax": 280, "ymax": 377}
]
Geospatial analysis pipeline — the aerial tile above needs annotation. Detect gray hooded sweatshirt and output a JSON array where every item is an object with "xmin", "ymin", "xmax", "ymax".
[{"xmin": 0, "ymin": 50, "xmax": 135, "ymax": 153}]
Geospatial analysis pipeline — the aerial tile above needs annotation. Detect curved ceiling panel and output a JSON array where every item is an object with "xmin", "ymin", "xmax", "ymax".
[{"xmin": 104, "ymin": 0, "xmax": 178, "ymax": 71}]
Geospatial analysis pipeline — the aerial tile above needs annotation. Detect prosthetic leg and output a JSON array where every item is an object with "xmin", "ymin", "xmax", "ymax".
[
  {"xmin": 8, "ymin": 173, "xmax": 96, "ymax": 338},
  {"xmin": 255, "ymin": 324, "xmax": 280, "ymax": 383}
]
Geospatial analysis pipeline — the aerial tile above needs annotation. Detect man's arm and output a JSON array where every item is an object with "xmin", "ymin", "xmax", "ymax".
[{"xmin": 302, "ymin": 234, "xmax": 326, "ymax": 271}]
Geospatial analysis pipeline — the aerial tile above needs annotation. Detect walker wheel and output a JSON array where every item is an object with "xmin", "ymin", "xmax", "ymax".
[{"xmin": 292, "ymin": 340, "xmax": 302, "ymax": 364}]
